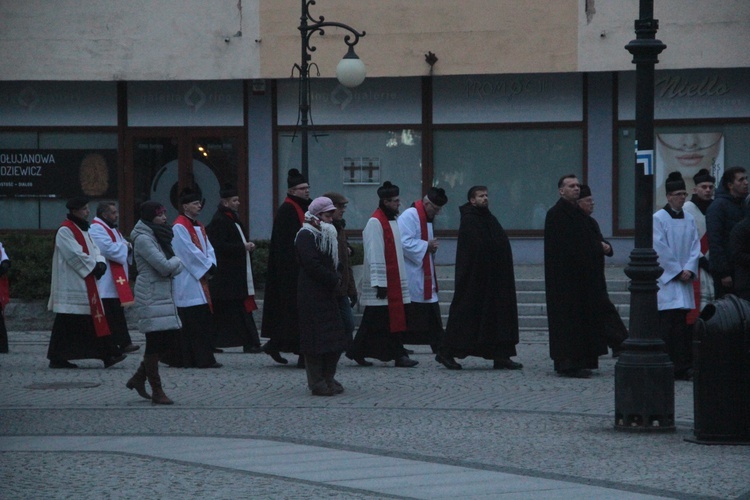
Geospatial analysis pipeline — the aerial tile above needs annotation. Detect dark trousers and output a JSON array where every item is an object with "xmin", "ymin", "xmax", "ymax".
[
  {"xmin": 176, "ymin": 305, "xmax": 218, "ymax": 368},
  {"xmin": 102, "ymin": 298, "xmax": 133, "ymax": 350},
  {"xmin": 658, "ymin": 308, "xmax": 693, "ymax": 376}
]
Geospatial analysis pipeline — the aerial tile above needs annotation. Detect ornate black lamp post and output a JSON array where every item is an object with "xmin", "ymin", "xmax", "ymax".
[
  {"xmin": 295, "ymin": 0, "xmax": 366, "ymax": 179},
  {"xmin": 615, "ymin": 1, "xmax": 672, "ymax": 432}
]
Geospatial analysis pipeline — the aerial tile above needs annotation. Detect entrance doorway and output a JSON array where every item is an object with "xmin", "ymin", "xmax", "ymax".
[{"xmin": 123, "ymin": 129, "xmax": 246, "ymax": 230}]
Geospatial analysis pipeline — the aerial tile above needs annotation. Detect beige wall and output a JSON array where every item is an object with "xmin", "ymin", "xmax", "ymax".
[
  {"xmin": 0, "ymin": 0, "xmax": 261, "ymax": 81},
  {"xmin": 578, "ymin": 0, "xmax": 750, "ymax": 72},
  {"xmin": 0, "ymin": 0, "xmax": 747, "ymax": 82},
  {"xmin": 259, "ymin": 0, "xmax": 579, "ymax": 78}
]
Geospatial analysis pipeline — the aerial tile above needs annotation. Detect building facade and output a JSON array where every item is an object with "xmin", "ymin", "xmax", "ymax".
[{"xmin": 1, "ymin": 0, "xmax": 749, "ymax": 263}]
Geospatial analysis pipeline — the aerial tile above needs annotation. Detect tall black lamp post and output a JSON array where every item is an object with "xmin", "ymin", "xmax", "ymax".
[
  {"xmin": 615, "ymin": 1, "xmax": 671, "ymax": 432},
  {"xmin": 295, "ymin": 0, "xmax": 366, "ymax": 179}
]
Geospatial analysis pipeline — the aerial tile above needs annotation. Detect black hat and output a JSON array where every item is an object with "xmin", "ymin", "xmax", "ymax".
[
  {"xmin": 426, "ymin": 187, "xmax": 448, "ymax": 207},
  {"xmin": 578, "ymin": 184, "xmax": 592, "ymax": 199},
  {"xmin": 287, "ymin": 168, "xmax": 307, "ymax": 189},
  {"xmin": 179, "ymin": 187, "xmax": 201, "ymax": 205},
  {"xmin": 693, "ymin": 168, "xmax": 716, "ymax": 185},
  {"xmin": 665, "ymin": 171, "xmax": 687, "ymax": 194},
  {"xmin": 140, "ymin": 200, "xmax": 166, "ymax": 221},
  {"xmin": 66, "ymin": 196, "xmax": 90, "ymax": 210},
  {"xmin": 377, "ymin": 181, "xmax": 399, "ymax": 200},
  {"xmin": 220, "ymin": 183, "xmax": 238, "ymax": 199}
]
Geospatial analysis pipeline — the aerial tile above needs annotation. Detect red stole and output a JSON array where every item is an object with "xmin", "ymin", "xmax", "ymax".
[
  {"xmin": 174, "ymin": 215, "xmax": 213, "ymax": 312},
  {"xmin": 687, "ymin": 232, "xmax": 710, "ymax": 325},
  {"xmin": 60, "ymin": 220, "xmax": 111, "ymax": 337},
  {"xmin": 91, "ymin": 220, "xmax": 134, "ymax": 306},
  {"xmin": 413, "ymin": 200, "xmax": 438, "ymax": 300},
  {"xmin": 284, "ymin": 196, "xmax": 306, "ymax": 226},
  {"xmin": 0, "ymin": 275, "xmax": 8, "ymax": 312},
  {"xmin": 372, "ymin": 208, "xmax": 407, "ymax": 333}
]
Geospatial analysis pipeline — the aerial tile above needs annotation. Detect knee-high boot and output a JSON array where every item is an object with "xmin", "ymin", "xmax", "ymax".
[
  {"xmin": 125, "ymin": 360, "xmax": 151, "ymax": 400},
  {"xmin": 144, "ymin": 354, "xmax": 174, "ymax": 405}
]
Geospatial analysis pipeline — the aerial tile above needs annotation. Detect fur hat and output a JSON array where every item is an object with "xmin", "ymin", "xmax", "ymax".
[
  {"xmin": 377, "ymin": 181, "xmax": 399, "ymax": 200},
  {"xmin": 693, "ymin": 168, "xmax": 715, "ymax": 185},
  {"xmin": 665, "ymin": 172, "xmax": 687, "ymax": 194},
  {"xmin": 578, "ymin": 184, "xmax": 592, "ymax": 199},
  {"xmin": 287, "ymin": 168, "xmax": 307, "ymax": 189},
  {"xmin": 65, "ymin": 196, "xmax": 90, "ymax": 211},
  {"xmin": 179, "ymin": 187, "xmax": 202, "ymax": 205},
  {"xmin": 426, "ymin": 187, "xmax": 448, "ymax": 207},
  {"xmin": 323, "ymin": 191, "xmax": 348, "ymax": 206},
  {"xmin": 220, "ymin": 183, "xmax": 238, "ymax": 199}
]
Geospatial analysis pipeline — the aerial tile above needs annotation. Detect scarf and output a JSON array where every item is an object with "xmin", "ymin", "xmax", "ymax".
[
  {"xmin": 143, "ymin": 220, "xmax": 175, "ymax": 258},
  {"xmin": 300, "ymin": 212, "xmax": 339, "ymax": 269},
  {"xmin": 66, "ymin": 213, "xmax": 89, "ymax": 231},
  {"xmin": 413, "ymin": 200, "xmax": 438, "ymax": 300},
  {"xmin": 372, "ymin": 207, "xmax": 407, "ymax": 333},
  {"xmin": 59, "ymin": 219, "xmax": 111, "ymax": 337},
  {"xmin": 284, "ymin": 196, "xmax": 306, "ymax": 225}
]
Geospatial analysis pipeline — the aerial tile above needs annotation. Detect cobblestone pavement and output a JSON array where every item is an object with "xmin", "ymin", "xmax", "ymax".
[{"xmin": 1, "ymin": 331, "xmax": 749, "ymax": 499}]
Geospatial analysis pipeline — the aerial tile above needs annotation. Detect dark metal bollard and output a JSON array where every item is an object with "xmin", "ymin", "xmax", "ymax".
[{"xmin": 688, "ymin": 295, "xmax": 750, "ymax": 445}]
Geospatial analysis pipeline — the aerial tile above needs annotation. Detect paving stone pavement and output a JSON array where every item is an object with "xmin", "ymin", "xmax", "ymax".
[{"xmin": 1, "ymin": 330, "xmax": 749, "ymax": 499}]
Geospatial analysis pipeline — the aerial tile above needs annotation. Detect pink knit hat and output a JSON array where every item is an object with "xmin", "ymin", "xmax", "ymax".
[{"xmin": 308, "ymin": 196, "xmax": 336, "ymax": 216}]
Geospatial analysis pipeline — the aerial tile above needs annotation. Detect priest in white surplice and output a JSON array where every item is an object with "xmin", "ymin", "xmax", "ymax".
[
  {"xmin": 397, "ymin": 187, "xmax": 448, "ymax": 357},
  {"xmin": 169, "ymin": 188, "xmax": 221, "ymax": 368},
  {"xmin": 90, "ymin": 201, "xmax": 138, "ymax": 354},
  {"xmin": 345, "ymin": 181, "xmax": 417, "ymax": 368},
  {"xmin": 653, "ymin": 172, "xmax": 701, "ymax": 381}
]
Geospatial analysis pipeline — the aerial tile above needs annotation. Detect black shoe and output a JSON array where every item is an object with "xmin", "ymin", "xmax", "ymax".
[
  {"xmin": 49, "ymin": 359, "xmax": 78, "ymax": 369},
  {"xmin": 558, "ymin": 368, "xmax": 591, "ymax": 379},
  {"xmin": 395, "ymin": 356, "xmax": 419, "ymax": 368},
  {"xmin": 311, "ymin": 385, "xmax": 335, "ymax": 396},
  {"xmin": 493, "ymin": 358, "xmax": 523, "ymax": 370},
  {"xmin": 204, "ymin": 362, "xmax": 223, "ymax": 369},
  {"xmin": 675, "ymin": 368, "xmax": 694, "ymax": 381},
  {"xmin": 296, "ymin": 356, "xmax": 305, "ymax": 369},
  {"xmin": 243, "ymin": 345, "xmax": 263, "ymax": 354},
  {"xmin": 404, "ymin": 348, "xmax": 415, "ymax": 355},
  {"xmin": 121, "ymin": 344, "xmax": 140, "ymax": 354},
  {"xmin": 435, "ymin": 354, "xmax": 462, "ymax": 370},
  {"xmin": 262, "ymin": 343, "xmax": 288, "ymax": 364},
  {"xmin": 345, "ymin": 352, "xmax": 373, "ymax": 366},
  {"xmin": 103, "ymin": 354, "xmax": 127, "ymax": 368},
  {"xmin": 212, "ymin": 348, "xmax": 224, "ymax": 353}
]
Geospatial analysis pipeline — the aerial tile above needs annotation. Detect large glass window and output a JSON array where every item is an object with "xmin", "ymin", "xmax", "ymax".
[
  {"xmin": 433, "ymin": 127, "xmax": 584, "ymax": 231},
  {"xmin": 616, "ymin": 123, "xmax": 750, "ymax": 231},
  {"xmin": 0, "ymin": 132, "xmax": 118, "ymax": 229},
  {"xmin": 277, "ymin": 129, "xmax": 423, "ymax": 229}
]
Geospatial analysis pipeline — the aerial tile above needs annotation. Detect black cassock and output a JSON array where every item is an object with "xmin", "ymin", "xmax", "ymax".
[
  {"xmin": 444, "ymin": 203, "xmax": 519, "ymax": 359},
  {"xmin": 260, "ymin": 195, "xmax": 311, "ymax": 353},
  {"xmin": 544, "ymin": 198, "xmax": 608, "ymax": 372},
  {"xmin": 206, "ymin": 205, "xmax": 261, "ymax": 349}
]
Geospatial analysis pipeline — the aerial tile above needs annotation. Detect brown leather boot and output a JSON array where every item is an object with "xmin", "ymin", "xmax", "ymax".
[
  {"xmin": 144, "ymin": 354, "xmax": 174, "ymax": 405},
  {"xmin": 125, "ymin": 361, "xmax": 151, "ymax": 400}
]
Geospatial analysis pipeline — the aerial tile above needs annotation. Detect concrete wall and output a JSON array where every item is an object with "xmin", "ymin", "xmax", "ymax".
[{"xmin": 0, "ymin": 0, "xmax": 261, "ymax": 80}]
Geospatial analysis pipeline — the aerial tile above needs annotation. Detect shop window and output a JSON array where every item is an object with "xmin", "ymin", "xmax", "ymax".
[
  {"xmin": 0, "ymin": 132, "xmax": 117, "ymax": 229},
  {"xmin": 433, "ymin": 127, "xmax": 584, "ymax": 231},
  {"xmin": 277, "ymin": 129, "xmax": 423, "ymax": 230}
]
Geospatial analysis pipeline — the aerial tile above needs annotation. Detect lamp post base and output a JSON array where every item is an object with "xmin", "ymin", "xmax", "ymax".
[{"xmin": 614, "ymin": 351, "xmax": 676, "ymax": 432}]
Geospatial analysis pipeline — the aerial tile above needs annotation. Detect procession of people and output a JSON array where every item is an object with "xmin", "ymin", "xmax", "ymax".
[{"xmin": 5, "ymin": 161, "xmax": 747, "ymax": 400}]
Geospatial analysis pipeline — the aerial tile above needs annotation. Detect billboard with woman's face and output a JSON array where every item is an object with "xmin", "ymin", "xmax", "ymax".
[{"xmin": 655, "ymin": 133, "xmax": 723, "ymax": 208}]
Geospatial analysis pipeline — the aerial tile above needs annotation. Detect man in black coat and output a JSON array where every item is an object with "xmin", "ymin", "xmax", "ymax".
[
  {"xmin": 260, "ymin": 169, "xmax": 312, "ymax": 366},
  {"xmin": 439, "ymin": 186, "xmax": 522, "ymax": 370},
  {"xmin": 544, "ymin": 175, "xmax": 608, "ymax": 378},
  {"xmin": 206, "ymin": 184, "xmax": 262, "ymax": 353}
]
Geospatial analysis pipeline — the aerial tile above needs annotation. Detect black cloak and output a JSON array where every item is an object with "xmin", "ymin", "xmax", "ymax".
[
  {"xmin": 544, "ymin": 198, "xmax": 608, "ymax": 371},
  {"xmin": 444, "ymin": 202, "xmax": 519, "ymax": 359},
  {"xmin": 260, "ymin": 194, "xmax": 311, "ymax": 352}
]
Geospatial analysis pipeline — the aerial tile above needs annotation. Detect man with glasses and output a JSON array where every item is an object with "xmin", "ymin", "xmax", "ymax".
[
  {"xmin": 398, "ymin": 187, "xmax": 448, "ymax": 359},
  {"xmin": 654, "ymin": 171, "xmax": 701, "ymax": 381},
  {"xmin": 682, "ymin": 168, "xmax": 716, "ymax": 324},
  {"xmin": 261, "ymin": 168, "xmax": 312, "ymax": 367}
]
